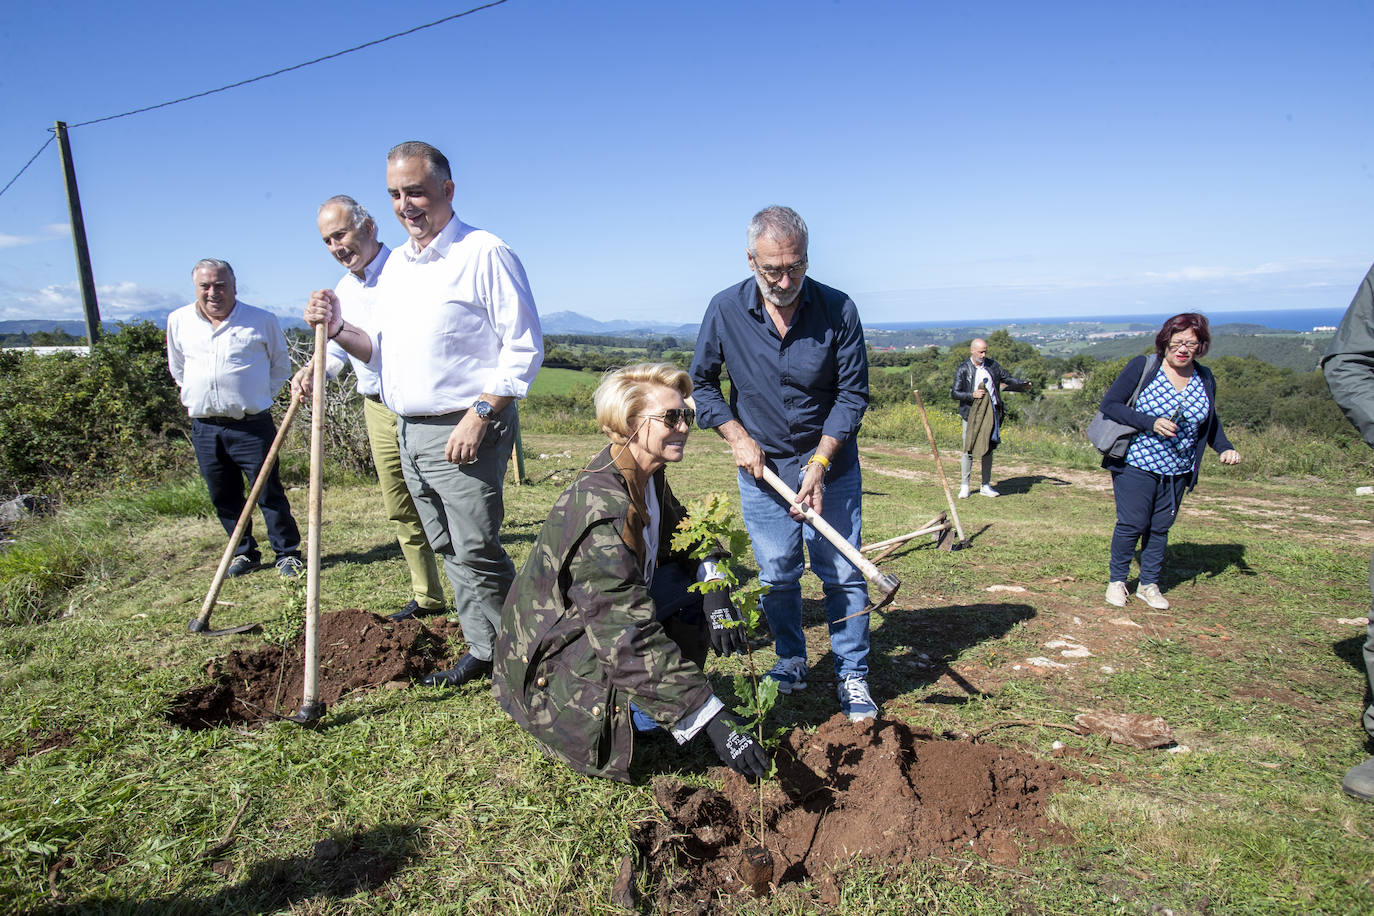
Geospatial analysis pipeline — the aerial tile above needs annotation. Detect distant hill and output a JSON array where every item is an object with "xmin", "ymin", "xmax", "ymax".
[
  {"xmin": 0, "ymin": 310, "xmax": 304, "ymax": 336},
  {"xmin": 1079, "ymin": 331, "xmax": 1334, "ymax": 372},
  {"xmin": 540, "ymin": 311, "xmax": 698, "ymax": 338}
]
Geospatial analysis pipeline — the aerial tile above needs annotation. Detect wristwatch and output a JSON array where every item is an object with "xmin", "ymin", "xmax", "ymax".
[{"xmin": 472, "ymin": 399, "xmax": 495, "ymax": 420}]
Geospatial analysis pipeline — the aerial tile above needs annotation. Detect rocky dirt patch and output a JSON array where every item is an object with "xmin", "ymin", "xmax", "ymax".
[
  {"xmin": 628, "ymin": 715, "xmax": 1073, "ymax": 907},
  {"xmin": 166, "ymin": 609, "xmax": 461, "ymax": 729}
]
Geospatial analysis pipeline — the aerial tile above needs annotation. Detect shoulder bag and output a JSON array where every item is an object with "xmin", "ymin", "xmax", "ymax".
[{"xmin": 1086, "ymin": 354, "xmax": 1159, "ymax": 458}]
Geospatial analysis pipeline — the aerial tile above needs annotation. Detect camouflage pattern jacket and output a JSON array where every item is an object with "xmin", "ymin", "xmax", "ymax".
[{"xmin": 492, "ymin": 445, "xmax": 716, "ymax": 782}]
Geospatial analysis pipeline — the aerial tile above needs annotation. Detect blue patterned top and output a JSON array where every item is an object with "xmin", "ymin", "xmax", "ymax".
[{"xmin": 1125, "ymin": 370, "xmax": 1209, "ymax": 475}]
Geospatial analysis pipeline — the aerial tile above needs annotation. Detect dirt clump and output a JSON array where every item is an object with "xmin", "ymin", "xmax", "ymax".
[
  {"xmin": 1, "ymin": 728, "xmax": 77, "ymax": 768},
  {"xmin": 166, "ymin": 609, "xmax": 461, "ymax": 729},
  {"xmin": 637, "ymin": 715, "xmax": 1072, "ymax": 906}
]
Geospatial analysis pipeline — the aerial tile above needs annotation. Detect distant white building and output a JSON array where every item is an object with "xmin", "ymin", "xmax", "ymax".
[{"xmin": 2, "ymin": 346, "xmax": 90, "ymax": 357}]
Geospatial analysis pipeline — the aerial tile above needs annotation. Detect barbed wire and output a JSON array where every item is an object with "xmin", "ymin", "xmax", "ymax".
[{"xmin": 0, "ymin": 0, "xmax": 510, "ymax": 201}]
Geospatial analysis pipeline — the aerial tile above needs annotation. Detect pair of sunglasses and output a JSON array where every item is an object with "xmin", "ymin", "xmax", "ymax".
[{"xmin": 641, "ymin": 408, "xmax": 696, "ymax": 428}]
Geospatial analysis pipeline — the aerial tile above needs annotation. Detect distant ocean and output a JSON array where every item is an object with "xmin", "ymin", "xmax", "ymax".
[{"xmin": 872, "ymin": 307, "xmax": 1349, "ymax": 333}]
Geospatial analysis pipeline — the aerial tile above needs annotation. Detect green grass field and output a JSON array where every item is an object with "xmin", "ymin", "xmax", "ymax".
[
  {"xmin": 1, "ymin": 430, "xmax": 1372, "ymax": 913},
  {"xmin": 528, "ymin": 367, "xmax": 600, "ymax": 397}
]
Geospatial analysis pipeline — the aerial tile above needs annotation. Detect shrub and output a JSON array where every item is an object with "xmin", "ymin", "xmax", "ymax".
[
  {"xmin": 0, "ymin": 322, "xmax": 189, "ymax": 497},
  {"xmin": 283, "ymin": 330, "xmax": 373, "ymax": 479}
]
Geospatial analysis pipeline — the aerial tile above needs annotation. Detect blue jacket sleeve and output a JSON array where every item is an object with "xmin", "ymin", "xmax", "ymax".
[
  {"xmin": 1098, "ymin": 355, "xmax": 1157, "ymax": 431},
  {"xmin": 689, "ymin": 300, "xmax": 733, "ymax": 431},
  {"xmin": 820, "ymin": 297, "xmax": 869, "ymax": 444}
]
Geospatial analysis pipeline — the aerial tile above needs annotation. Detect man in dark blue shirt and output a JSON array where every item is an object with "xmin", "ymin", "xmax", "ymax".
[{"xmin": 690, "ymin": 206, "xmax": 875, "ymax": 721}]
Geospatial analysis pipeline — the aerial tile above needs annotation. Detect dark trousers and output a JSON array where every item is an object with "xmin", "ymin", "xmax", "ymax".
[
  {"xmin": 649, "ymin": 562, "xmax": 709, "ymax": 670},
  {"xmin": 191, "ymin": 415, "xmax": 301, "ymax": 563},
  {"xmin": 631, "ymin": 563, "xmax": 709, "ymax": 732},
  {"xmin": 1109, "ymin": 464, "xmax": 1189, "ymax": 586},
  {"xmin": 1363, "ymin": 551, "xmax": 1374, "ymax": 740}
]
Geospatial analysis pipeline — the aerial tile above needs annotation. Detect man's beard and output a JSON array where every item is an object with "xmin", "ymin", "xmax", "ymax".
[{"xmin": 754, "ymin": 273, "xmax": 802, "ymax": 309}]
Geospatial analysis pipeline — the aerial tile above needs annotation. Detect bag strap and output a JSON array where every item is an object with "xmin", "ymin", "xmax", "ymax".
[{"xmin": 1126, "ymin": 354, "xmax": 1159, "ymax": 408}]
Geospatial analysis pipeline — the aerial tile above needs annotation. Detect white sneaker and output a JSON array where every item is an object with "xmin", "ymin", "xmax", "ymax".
[
  {"xmin": 1136, "ymin": 583, "xmax": 1169, "ymax": 610},
  {"xmin": 1105, "ymin": 581, "xmax": 1128, "ymax": 607},
  {"xmin": 957, "ymin": 485, "xmax": 970, "ymax": 499},
  {"xmin": 838, "ymin": 675, "xmax": 877, "ymax": 722},
  {"xmin": 979, "ymin": 485, "xmax": 1000, "ymax": 497}
]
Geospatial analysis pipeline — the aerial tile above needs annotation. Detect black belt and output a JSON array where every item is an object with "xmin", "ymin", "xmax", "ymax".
[{"xmin": 195, "ymin": 412, "xmax": 266, "ymax": 426}]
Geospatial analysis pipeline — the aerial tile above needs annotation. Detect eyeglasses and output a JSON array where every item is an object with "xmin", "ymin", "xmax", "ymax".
[
  {"xmin": 641, "ymin": 408, "xmax": 696, "ymax": 428},
  {"xmin": 754, "ymin": 261, "xmax": 808, "ymax": 283},
  {"xmin": 1169, "ymin": 340, "xmax": 1200, "ymax": 352}
]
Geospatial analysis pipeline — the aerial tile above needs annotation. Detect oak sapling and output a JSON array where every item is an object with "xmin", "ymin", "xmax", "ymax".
[{"xmin": 673, "ymin": 493, "xmax": 783, "ymax": 879}]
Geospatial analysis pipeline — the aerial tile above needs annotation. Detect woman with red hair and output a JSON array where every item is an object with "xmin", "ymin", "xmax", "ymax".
[{"xmin": 1097, "ymin": 313, "xmax": 1241, "ymax": 609}]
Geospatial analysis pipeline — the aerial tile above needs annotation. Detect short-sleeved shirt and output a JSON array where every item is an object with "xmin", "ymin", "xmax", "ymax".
[{"xmin": 1125, "ymin": 371, "xmax": 1208, "ymax": 475}]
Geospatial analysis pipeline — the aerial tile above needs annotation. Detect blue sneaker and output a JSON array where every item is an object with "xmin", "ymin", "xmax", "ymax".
[
  {"xmin": 838, "ymin": 675, "xmax": 877, "ymax": 722},
  {"xmin": 764, "ymin": 656, "xmax": 808, "ymax": 694}
]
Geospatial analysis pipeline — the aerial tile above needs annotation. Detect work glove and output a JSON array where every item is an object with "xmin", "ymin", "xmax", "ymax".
[
  {"xmin": 703, "ymin": 589, "xmax": 747, "ymax": 657},
  {"xmin": 704, "ymin": 709, "xmax": 769, "ymax": 780}
]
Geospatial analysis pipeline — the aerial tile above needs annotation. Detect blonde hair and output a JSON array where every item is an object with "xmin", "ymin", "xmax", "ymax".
[{"xmin": 595, "ymin": 363, "xmax": 693, "ymax": 445}]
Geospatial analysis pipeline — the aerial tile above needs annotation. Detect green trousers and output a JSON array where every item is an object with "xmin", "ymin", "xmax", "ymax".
[{"xmin": 362, "ymin": 396, "xmax": 445, "ymax": 611}]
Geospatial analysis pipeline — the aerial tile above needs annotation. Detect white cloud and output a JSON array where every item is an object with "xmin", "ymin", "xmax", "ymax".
[
  {"xmin": 0, "ymin": 280, "xmax": 183, "ymax": 321},
  {"xmin": 0, "ymin": 224, "xmax": 69, "ymax": 249}
]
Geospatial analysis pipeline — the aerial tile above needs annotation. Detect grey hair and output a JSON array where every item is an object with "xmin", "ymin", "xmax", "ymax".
[
  {"xmin": 318, "ymin": 194, "xmax": 375, "ymax": 235},
  {"xmin": 386, "ymin": 141, "xmax": 451, "ymax": 183},
  {"xmin": 747, "ymin": 206, "xmax": 808, "ymax": 255},
  {"xmin": 192, "ymin": 258, "xmax": 235, "ymax": 281}
]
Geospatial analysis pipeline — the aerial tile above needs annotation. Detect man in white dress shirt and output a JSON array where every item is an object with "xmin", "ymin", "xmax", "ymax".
[
  {"xmin": 292, "ymin": 195, "xmax": 446, "ymax": 620},
  {"xmin": 305, "ymin": 141, "xmax": 543, "ymax": 688},
  {"xmin": 168, "ymin": 259, "xmax": 302, "ymax": 578}
]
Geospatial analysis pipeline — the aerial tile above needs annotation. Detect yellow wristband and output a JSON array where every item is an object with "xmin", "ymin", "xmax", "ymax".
[{"xmin": 808, "ymin": 454, "xmax": 830, "ymax": 470}]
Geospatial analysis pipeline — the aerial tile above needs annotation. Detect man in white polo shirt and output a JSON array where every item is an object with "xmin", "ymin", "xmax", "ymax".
[
  {"xmin": 168, "ymin": 258, "xmax": 302, "ymax": 578},
  {"xmin": 292, "ymin": 195, "xmax": 445, "ymax": 620},
  {"xmin": 305, "ymin": 141, "xmax": 543, "ymax": 688}
]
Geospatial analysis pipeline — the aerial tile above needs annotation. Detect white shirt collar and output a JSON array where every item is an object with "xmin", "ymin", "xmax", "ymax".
[{"xmin": 401, "ymin": 214, "xmax": 464, "ymax": 263}]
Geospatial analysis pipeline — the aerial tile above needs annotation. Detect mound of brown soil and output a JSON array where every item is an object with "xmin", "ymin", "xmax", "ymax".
[
  {"xmin": 166, "ymin": 609, "xmax": 461, "ymax": 729},
  {"xmin": 635, "ymin": 715, "xmax": 1073, "ymax": 905}
]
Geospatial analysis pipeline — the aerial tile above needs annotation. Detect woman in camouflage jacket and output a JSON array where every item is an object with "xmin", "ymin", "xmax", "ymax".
[{"xmin": 493, "ymin": 364, "xmax": 768, "ymax": 782}]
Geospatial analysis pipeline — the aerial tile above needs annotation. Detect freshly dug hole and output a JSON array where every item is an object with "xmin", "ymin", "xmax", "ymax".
[
  {"xmin": 166, "ymin": 608, "xmax": 461, "ymax": 728},
  {"xmin": 637, "ymin": 715, "xmax": 1073, "ymax": 905}
]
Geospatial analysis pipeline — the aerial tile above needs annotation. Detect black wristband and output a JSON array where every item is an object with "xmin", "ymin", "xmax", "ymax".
[{"xmin": 327, "ymin": 321, "xmax": 344, "ymax": 341}]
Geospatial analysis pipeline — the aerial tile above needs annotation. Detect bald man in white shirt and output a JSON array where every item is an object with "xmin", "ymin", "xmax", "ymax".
[
  {"xmin": 305, "ymin": 141, "xmax": 543, "ymax": 688},
  {"xmin": 292, "ymin": 195, "xmax": 446, "ymax": 621}
]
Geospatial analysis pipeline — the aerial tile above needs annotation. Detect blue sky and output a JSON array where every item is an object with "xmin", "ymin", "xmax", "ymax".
[{"xmin": 2, "ymin": 0, "xmax": 1372, "ymax": 327}]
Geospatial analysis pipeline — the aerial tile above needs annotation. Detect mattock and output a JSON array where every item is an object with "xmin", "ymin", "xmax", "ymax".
[{"xmin": 759, "ymin": 466, "xmax": 900, "ymax": 623}]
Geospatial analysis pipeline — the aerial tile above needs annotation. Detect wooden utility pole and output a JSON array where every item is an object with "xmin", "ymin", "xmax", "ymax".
[{"xmin": 54, "ymin": 121, "xmax": 101, "ymax": 345}]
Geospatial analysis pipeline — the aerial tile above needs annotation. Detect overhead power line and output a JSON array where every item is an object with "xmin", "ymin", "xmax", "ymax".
[
  {"xmin": 0, "ymin": 135, "xmax": 55, "ymax": 200},
  {"xmin": 0, "ymin": 0, "xmax": 510, "ymax": 200},
  {"xmin": 65, "ymin": 0, "xmax": 511, "ymax": 128}
]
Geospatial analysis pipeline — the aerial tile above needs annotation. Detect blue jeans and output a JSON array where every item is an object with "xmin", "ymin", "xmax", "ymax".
[
  {"xmin": 1110, "ymin": 464, "xmax": 1189, "ymax": 585},
  {"xmin": 737, "ymin": 457, "xmax": 870, "ymax": 679}
]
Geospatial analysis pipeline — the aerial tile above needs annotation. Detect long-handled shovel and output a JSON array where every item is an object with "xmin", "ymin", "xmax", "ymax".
[
  {"xmin": 188, "ymin": 398, "xmax": 303, "ymax": 636},
  {"xmin": 759, "ymin": 466, "xmax": 901, "ymax": 619},
  {"xmin": 285, "ymin": 324, "xmax": 327, "ymax": 725},
  {"xmin": 913, "ymin": 389, "xmax": 968, "ymax": 550}
]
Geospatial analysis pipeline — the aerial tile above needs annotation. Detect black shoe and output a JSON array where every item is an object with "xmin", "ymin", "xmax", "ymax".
[
  {"xmin": 422, "ymin": 653, "xmax": 493, "ymax": 688},
  {"xmin": 388, "ymin": 599, "xmax": 442, "ymax": 622},
  {"xmin": 226, "ymin": 555, "xmax": 260, "ymax": 578}
]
